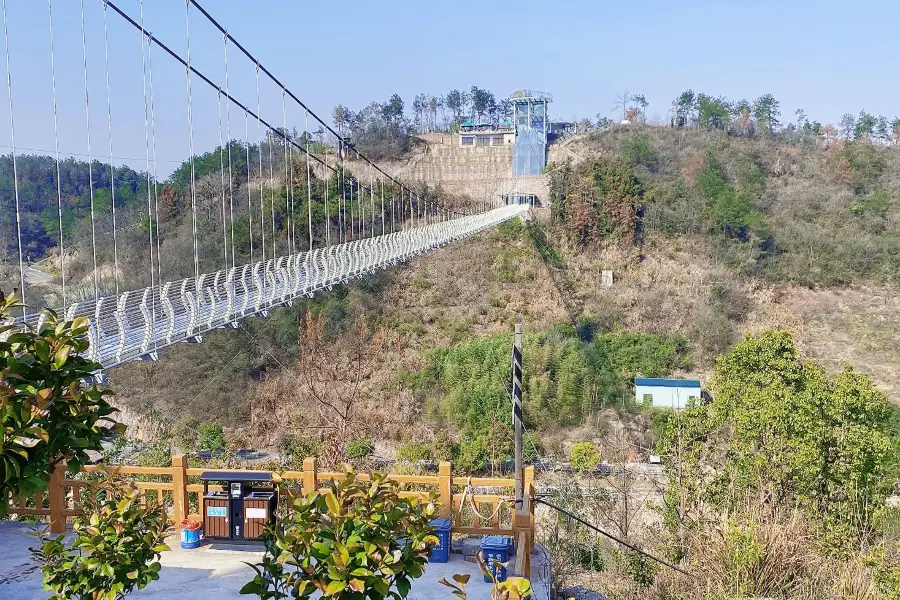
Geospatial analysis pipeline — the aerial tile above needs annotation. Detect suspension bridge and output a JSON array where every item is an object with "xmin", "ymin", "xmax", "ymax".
[{"xmin": 1, "ymin": 0, "xmax": 529, "ymax": 369}]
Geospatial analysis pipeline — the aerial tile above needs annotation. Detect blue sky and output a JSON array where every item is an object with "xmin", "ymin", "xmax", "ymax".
[{"xmin": 1, "ymin": 0, "xmax": 897, "ymax": 175}]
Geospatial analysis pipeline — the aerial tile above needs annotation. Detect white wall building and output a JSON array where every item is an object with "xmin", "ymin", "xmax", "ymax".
[{"xmin": 634, "ymin": 378, "xmax": 701, "ymax": 410}]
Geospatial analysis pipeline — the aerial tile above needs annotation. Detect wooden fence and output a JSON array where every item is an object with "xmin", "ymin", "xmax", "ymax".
[{"xmin": 7, "ymin": 456, "xmax": 535, "ymax": 547}]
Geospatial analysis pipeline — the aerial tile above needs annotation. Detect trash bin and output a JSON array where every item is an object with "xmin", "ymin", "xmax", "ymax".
[
  {"xmin": 180, "ymin": 519, "xmax": 202, "ymax": 549},
  {"xmin": 429, "ymin": 518, "xmax": 452, "ymax": 563},
  {"xmin": 480, "ymin": 535, "xmax": 510, "ymax": 583},
  {"xmin": 200, "ymin": 471, "xmax": 277, "ymax": 542}
]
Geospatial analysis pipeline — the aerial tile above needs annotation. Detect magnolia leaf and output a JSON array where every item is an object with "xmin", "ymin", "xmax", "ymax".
[{"xmin": 324, "ymin": 580, "xmax": 347, "ymax": 595}]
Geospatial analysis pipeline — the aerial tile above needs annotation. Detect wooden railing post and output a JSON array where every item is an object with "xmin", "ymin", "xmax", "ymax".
[
  {"xmin": 524, "ymin": 466, "xmax": 535, "ymax": 554},
  {"xmin": 171, "ymin": 454, "xmax": 188, "ymax": 526},
  {"xmin": 302, "ymin": 457, "xmax": 318, "ymax": 495},
  {"xmin": 512, "ymin": 465, "xmax": 535, "ymax": 577},
  {"xmin": 48, "ymin": 464, "xmax": 66, "ymax": 533},
  {"xmin": 438, "ymin": 462, "xmax": 452, "ymax": 518}
]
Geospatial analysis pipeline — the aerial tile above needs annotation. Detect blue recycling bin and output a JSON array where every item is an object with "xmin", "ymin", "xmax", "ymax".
[
  {"xmin": 480, "ymin": 535, "xmax": 510, "ymax": 583},
  {"xmin": 180, "ymin": 527, "xmax": 201, "ymax": 549},
  {"xmin": 429, "ymin": 518, "xmax": 452, "ymax": 563}
]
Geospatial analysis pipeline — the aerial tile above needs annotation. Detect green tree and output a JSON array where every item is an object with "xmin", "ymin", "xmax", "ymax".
[
  {"xmin": 240, "ymin": 470, "xmax": 438, "ymax": 599},
  {"xmin": 659, "ymin": 330, "xmax": 896, "ymax": 544},
  {"xmin": 571, "ymin": 442, "xmax": 601, "ymax": 473},
  {"xmin": 751, "ymin": 94, "xmax": 780, "ymax": 133},
  {"xmin": 0, "ymin": 293, "xmax": 121, "ymax": 510},
  {"xmin": 32, "ymin": 478, "xmax": 169, "ymax": 600}
]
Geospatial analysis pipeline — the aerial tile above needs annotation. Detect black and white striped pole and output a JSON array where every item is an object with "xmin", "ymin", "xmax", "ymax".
[{"xmin": 512, "ymin": 322, "xmax": 524, "ymax": 505}]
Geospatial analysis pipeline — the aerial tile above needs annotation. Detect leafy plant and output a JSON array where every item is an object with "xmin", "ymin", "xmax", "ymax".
[
  {"xmin": 196, "ymin": 421, "xmax": 226, "ymax": 451},
  {"xmin": 397, "ymin": 442, "xmax": 432, "ymax": 463},
  {"xmin": 0, "ymin": 292, "xmax": 121, "ymax": 511},
  {"xmin": 345, "ymin": 438, "xmax": 375, "ymax": 460},
  {"xmin": 240, "ymin": 469, "xmax": 438, "ymax": 599},
  {"xmin": 439, "ymin": 552, "xmax": 533, "ymax": 600},
  {"xmin": 30, "ymin": 477, "xmax": 170, "ymax": 600},
  {"xmin": 570, "ymin": 442, "xmax": 601, "ymax": 473}
]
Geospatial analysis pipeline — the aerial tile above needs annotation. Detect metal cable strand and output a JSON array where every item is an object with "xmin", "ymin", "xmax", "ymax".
[
  {"xmin": 305, "ymin": 110, "xmax": 313, "ymax": 251},
  {"xmin": 217, "ymin": 89, "xmax": 228, "ymax": 269},
  {"xmin": 322, "ymin": 140, "xmax": 329, "ymax": 249},
  {"xmin": 339, "ymin": 146, "xmax": 346, "ymax": 244},
  {"xmin": 47, "ymin": 0, "xmax": 65, "ymax": 305},
  {"xmin": 2, "ymin": 0, "xmax": 24, "ymax": 312},
  {"xmin": 138, "ymin": 0, "xmax": 156, "ymax": 345},
  {"xmin": 223, "ymin": 34, "xmax": 235, "ymax": 269},
  {"xmin": 255, "ymin": 64, "xmax": 265, "ymax": 266},
  {"xmin": 370, "ymin": 178, "xmax": 375, "ymax": 237},
  {"xmin": 268, "ymin": 128, "xmax": 276, "ymax": 258},
  {"xmin": 244, "ymin": 109, "xmax": 253, "ymax": 263},
  {"xmin": 79, "ymin": 0, "xmax": 99, "ymax": 300},
  {"xmin": 102, "ymin": 1, "xmax": 120, "ymax": 295},
  {"xmin": 281, "ymin": 91, "xmax": 292, "ymax": 254},
  {"xmin": 184, "ymin": 0, "xmax": 200, "ymax": 284},
  {"xmin": 144, "ymin": 3, "xmax": 162, "ymax": 292},
  {"xmin": 380, "ymin": 179, "xmax": 385, "ymax": 236}
]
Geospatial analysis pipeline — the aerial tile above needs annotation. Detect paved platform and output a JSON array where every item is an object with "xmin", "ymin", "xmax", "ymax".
[{"xmin": 0, "ymin": 522, "xmax": 550, "ymax": 600}]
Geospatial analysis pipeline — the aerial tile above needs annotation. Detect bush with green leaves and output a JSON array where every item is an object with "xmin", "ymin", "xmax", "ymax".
[
  {"xmin": 570, "ymin": 442, "xmax": 601, "ymax": 473},
  {"xmin": 345, "ymin": 438, "xmax": 375, "ymax": 460},
  {"xmin": 396, "ymin": 442, "xmax": 431, "ymax": 463},
  {"xmin": 240, "ymin": 470, "xmax": 438, "ymax": 599},
  {"xmin": 0, "ymin": 292, "xmax": 121, "ymax": 511},
  {"xmin": 196, "ymin": 421, "xmax": 226, "ymax": 451},
  {"xmin": 31, "ymin": 478, "xmax": 170, "ymax": 600}
]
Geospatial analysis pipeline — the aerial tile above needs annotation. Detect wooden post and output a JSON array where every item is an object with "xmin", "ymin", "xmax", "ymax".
[
  {"xmin": 171, "ymin": 454, "xmax": 188, "ymax": 526},
  {"xmin": 524, "ymin": 466, "xmax": 535, "ymax": 553},
  {"xmin": 48, "ymin": 464, "xmax": 66, "ymax": 533},
  {"xmin": 302, "ymin": 457, "xmax": 318, "ymax": 495},
  {"xmin": 438, "ymin": 462, "xmax": 452, "ymax": 518},
  {"xmin": 512, "ymin": 323, "xmax": 523, "ymax": 506}
]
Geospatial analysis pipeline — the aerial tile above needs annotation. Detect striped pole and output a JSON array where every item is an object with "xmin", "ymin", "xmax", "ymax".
[{"xmin": 512, "ymin": 322, "xmax": 523, "ymax": 505}]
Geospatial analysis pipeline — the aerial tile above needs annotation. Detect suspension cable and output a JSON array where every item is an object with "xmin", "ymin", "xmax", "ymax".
[
  {"xmin": 2, "ymin": 0, "xmax": 24, "ymax": 312},
  {"xmin": 305, "ymin": 110, "xmax": 313, "ymax": 251},
  {"xmin": 47, "ymin": 0, "xmax": 65, "ymax": 306},
  {"xmin": 255, "ymin": 63, "xmax": 265, "ymax": 265},
  {"xmin": 244, "ymin": 109, "xmax": 253, "ymax": 263},
  {"xmin": 370, "ymin": 178, "xmax": 375, "ymax": 237},
  {"xmin": 144, "ymin": 4, "xmax": 162, "ymax": 293},
  {"xmin": 217, "ymin": 89, "xmax": 228, "ymax": 269},
  {"xmin": 339, "ymin": 144, "xmax": 346, "ymax": 244},
  {"xmin": 80, "ymin": 0, "xmax": 99, "ymax": 300},
  {"xmin": 184, "ymin": 0, "xmax": 200, "ymax": 284},
  {"xmin": 380, "ymin": 178, "xmax": 385, "ymax": 237},
  {"xmin": 268, "ymin": 127, "xmax": 275, "ymax": 259},
  {"xmin": 138, "ymin": 0, "xmax": 156, "ymax": 347},
  {"xmin": 323, "ymin": 138, "xmax": 329, "ymax": 249},
  {"xmin": 223, "ymin": 34, "xmax": 235, "ymax": 269},
  {"xmin": 281, "ymin": 91, "xmax": 291, "ymax": 254},
  {"xmin": 102, "ymin": 1, "xmax": 120, "ymax": 296}
]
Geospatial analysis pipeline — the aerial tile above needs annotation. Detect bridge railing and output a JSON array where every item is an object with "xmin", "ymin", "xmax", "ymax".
[{"xmin": 7, "ymin": 455, "xmax": 535, "ymax": 545}]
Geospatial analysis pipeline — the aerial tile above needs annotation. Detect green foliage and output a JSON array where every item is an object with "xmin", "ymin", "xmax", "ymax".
[
  {"xmin": 525, "ymin": 223, "xmax": 565, "ymax": 268},
  {"xmin": 840, "ymin": 141, "xmax": 886, "ymax": 193},
  {"xmin": 454, "ymin": 437, "xmax": 490, "ymax": 474},
  {"xmin": 618, "ymin": 549, "xmax": 655, "ymax": 588},
  {"xmin": 279, "ymin": 434, "xmax": 321, "ymax": 469},
  {"xmin": 866, "ymin": 544, "xmax": 900, "ymax": 599},
  {"xmin": 396, "ymin": 442, "xmax": 431, "ymax": 463},
  {"xmin": 345, "ymin": 438, "xmax": 375, "ymax": 460},
  {"xmin": 850, "ymin": 186, "xmax": 891, "ymax": 218},
  {"xmin": 659, "ymin": 330, "xmax": 897, "ymax": 546},
  {"xmin": 416, "ymin": 327, "xmax": 687, "ymax": 441},
  {"xmin": 495, "ymin": 219, "xmax": 524, "ymax": 239},
  {"xmin": 0, "ymin": 294, "xmax": 121, "ymax": 511},
  {"xmin": 196, "ymin": 422, "xmax": 226, "ymax": 452},
  {"xmin": 240, "ymin": 470, "xmax": 438, "ymax": 599},
  {"xmin": 570, "ymin": 442, "xmax": 601, "ymax": 473},
  {"xmin": 31, "ymin": 478, "xmax": 169, "ymax": 600},
  {"xmin": 621, "ymin": 134, "xmax": 659, "ymax": 172},
  {"xmin": 697, "ymin": 151, "xmax": 769, "ymax": 244}
]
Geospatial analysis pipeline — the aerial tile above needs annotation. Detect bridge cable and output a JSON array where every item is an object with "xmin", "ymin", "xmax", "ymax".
[
  {"xmin": 281, "ymin": 90, "xmax": 293, "ymax": 255},
  {"xmin": 47, "ymin": 0, "xmax": 65, "ymax": 306},
  {"xmin": 217, "ymin": 89, "xmax": 228, "ymax": 270},
  {"xmin": 2, "ymin": 0, "xmax": 24, "ymax": 313},
  {"xmin": 370, "ymin": 178, "xmax": 376, "ymax": 237},
  {"xmin": 255, "ymin": 64, "xmax": 266, "ymax": 268},
  {"xmin": 268, "ymin": 127, "xmax": 276, "ymax": 258},
  {"xmin": 187, "ymin": 0, "xmax": 456, "ymax": 220},
  {"xmin": 102, "ymin": 1, "xmax": 120, "ymax": 296},
  {"xmin": 323, "ymin": 135, "xmax": 329, "ymax": 250},
  {"xmin": 380, "ymin": 179, "xmax": 385, "ymax": 237},
  {"xmin": 138, "ymin": 0, "xmax": 157, "ymax": 347},
  {"xmin": 184, "ymin": 0, "xmax": 200, "ymax": 285},
  {"xmin": 79, "ymin": 0, "xmax": 100, "ymax": 300},
  {"xmin": 224, "ymin": 33, "xmax": 235, "ymax": 270},
  {"xmin": 339, "ymin": 145, "xmax": 346, "ymax": 244},
  {"xmin": 143, "ymin": 2, "xmax": 163, "ymax": 298},
  {"xmin": 305, "ymin": 110, "xmax": 313, "ymax": 251},
  {"xmin": 244, "ymin": 109, "xmax": 254, "ymax": 264}
]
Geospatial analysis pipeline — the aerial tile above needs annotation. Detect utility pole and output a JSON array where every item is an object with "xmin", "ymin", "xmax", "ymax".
[{"xmin": 512, "ymin": 322, "xmax": 523, "ymax": 506}]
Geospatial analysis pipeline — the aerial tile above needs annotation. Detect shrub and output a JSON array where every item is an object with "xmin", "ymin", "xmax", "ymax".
[
  {"xmin": 621, "ymin": 134, "xmax": 659, "ymax": 172},
  {"xmin": 345, "ymin": 438, "xmax": 375, "ymax": 460},
  {"xmin": 196, "ymin": 422, "xmax": 226, "ymax": 452},
  {"xmin": 279, "ymin": 434, "xmax": 321, "ymax": 467},
  {"xmin": 571, "ymin": 442, "xmax": 601, "ymax": 473},
  {"xmin": 431, "ymin": 431, "xmax": 457, "ymax": 462},
  {"xmin": 0, "ymin": 293, "xmax": 121, "ymax": 509},
  {"xmin": 240, "ymin": 470, "xmax": 438, "ymax": 599},
  {"xmin": 397, "ymin": 442, "xmax": 431, "ymax": 463},
  {"xmin": 31, "ymin": 478, "xmax": 169, "ymax": 599},
  {"xmin": 455, "ymin": 437, "xmax": 490, "ymax": 474}
]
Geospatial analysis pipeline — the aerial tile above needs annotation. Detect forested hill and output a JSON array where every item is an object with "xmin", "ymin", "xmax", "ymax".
[{"xmin": 0, "ymin": 155, "xmax": 146, "ymax": 262}]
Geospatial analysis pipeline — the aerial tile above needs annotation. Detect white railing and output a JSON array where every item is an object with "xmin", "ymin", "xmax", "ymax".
[{"xmin": 12, "ymin": 205, "xmax": 527, "ymax": 369}]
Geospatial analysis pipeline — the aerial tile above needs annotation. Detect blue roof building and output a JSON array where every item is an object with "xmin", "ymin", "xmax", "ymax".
[{"xmin": 634, "ymin": 378, "xmax": 701, "ymax": 410}]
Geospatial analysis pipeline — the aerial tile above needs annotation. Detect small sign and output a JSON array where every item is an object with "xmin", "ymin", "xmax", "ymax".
[
  {"xmin": 246, "ymin": 507, "xmax": 267, "ymax": 519},
  {"xmin": 207, "ymin": 506, "xmax": 227, "ymax": 517}
]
